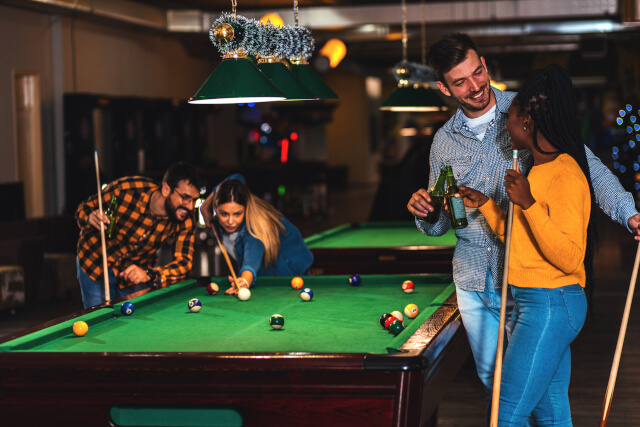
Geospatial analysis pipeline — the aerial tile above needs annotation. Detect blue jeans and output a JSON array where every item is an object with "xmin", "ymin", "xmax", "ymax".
[
  {"xmin": 77, "ymin": 257, "xmax": 150, "ymax": 308},
  {"xmin": 499, "ymin": 285, "xmax": 586, "ymax": 426}
]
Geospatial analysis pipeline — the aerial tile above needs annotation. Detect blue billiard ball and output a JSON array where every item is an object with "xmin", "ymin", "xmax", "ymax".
[
  {"xmin": 300, "ymin": 288, "xmax": 314, "ymax": 302},
  {"xmin": 188, "ymin": 298, "xmax": 202, "ymax": 313},
  {"xmin": 121, "ymin": 301, "xmax": 135, "ymax": 316},
  {"xmin": 349, "ymin": 274, "xmax": 361, "ymax": 286}
]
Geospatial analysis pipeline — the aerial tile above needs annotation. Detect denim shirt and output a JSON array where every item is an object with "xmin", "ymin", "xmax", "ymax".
[
  {"xmin": 215, "ymin": 174, "xmax": 314, "ymax": 281},
  {"xmin": 416, "ymin": 87, "xmax": 637, "ymax": 292}
]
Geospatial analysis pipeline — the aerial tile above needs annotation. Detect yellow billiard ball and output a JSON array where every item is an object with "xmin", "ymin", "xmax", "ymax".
[
  {"xmin": 404, "ymin": 304, "xmax": 419, "ymax": 319},
  {"xmin": 73, "ymin": 321, "xmax": 89, "ymax": 337}
]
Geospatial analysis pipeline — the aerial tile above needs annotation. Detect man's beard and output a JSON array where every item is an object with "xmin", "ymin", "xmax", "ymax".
[{"xmin": 165, "ymin": 197, "xmax": 192, "ymax": 222}]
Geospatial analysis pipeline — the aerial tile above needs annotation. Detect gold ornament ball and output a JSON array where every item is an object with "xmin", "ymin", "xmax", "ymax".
[{"xmin": 214, "ymin": 23, "xmax": 235, "ymax": 44}]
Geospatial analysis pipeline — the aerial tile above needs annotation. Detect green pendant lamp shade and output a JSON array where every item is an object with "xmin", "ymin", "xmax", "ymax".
[
  {"xmin": 257, "ymin": 60, "xmax": 315, "ymax": 101},
  {"xmin": 380, "ymin": 84, "xmax": 448, "ymax": 112},
  {"xmin": 189, "ymin": 57, "xmax": 285, "ymax": 104},
  {"xmin": 289, "ymin": 61, "xmax": 338, "ymax": 100}
]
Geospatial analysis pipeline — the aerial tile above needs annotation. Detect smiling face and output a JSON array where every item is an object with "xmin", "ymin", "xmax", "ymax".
[
  {"xmin": 216, "ymin": 201, "xmax": 246, "ymax": 233},
  {"xmin": 164, "ymin": 179, "xmax": 200, "ymax": 222},
  {"xmin": 437, "ymin": 49, "xmax": 494, "ymax": 118}
]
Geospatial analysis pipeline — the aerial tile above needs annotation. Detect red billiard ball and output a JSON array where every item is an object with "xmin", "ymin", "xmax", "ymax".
[
  {"xmin": 402, "ymin": 280, "xmax": 415, "ymax": 294},
  {"xmin": 206, "ymin": 282, "xmax": 219, "ymax": 295},
  {"xmin": 384, "ymin": 316, "xmax": 398, "ymax": 330}
]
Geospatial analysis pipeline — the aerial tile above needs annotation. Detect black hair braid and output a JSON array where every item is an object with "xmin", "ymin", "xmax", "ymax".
[{"xmin": 519, "ymin": 64, "xmax": 599, "ymax": 312}]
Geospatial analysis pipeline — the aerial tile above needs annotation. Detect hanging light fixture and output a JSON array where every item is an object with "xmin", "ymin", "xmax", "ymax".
[
  {"xmin": 379, "ymin": 0, "xmax": 447, "ymax": 112},
  {"xmin": 189, "ymin": 2, "xmax": 285, "ymax": 104},
  {"xmin": 256, "ymin": 22, "xmax": 315, "ymax": 101},
  {"xmin": 288, "ymin": 0, "xmax": 339, "ymax": 100}
]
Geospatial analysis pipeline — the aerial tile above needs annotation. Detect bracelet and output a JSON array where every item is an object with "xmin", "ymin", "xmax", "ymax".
[{"xmin": 237, "ymin": 277, "xmax": 248, "ymax": 288}]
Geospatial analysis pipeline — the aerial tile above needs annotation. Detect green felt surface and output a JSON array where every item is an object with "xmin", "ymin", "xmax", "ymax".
[
  {"xmin": 304, "ymin": 222, "xmax": 457, "ymax": 248},
  {"xmin": 0, "ymin": 275, "xmax": 455, "ymax": 355}
]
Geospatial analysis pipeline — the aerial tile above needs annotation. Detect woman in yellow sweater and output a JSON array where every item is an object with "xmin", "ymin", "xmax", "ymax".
[{"xmin": 458, "ymin": 64, "xmax": 596, "ymax": 426}]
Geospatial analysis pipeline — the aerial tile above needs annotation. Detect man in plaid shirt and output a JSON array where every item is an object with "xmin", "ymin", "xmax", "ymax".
[
  {"xmin": 407, "ymin": 33, "xmax": 640, "ymax": 420},
  {"xmin": 76, "ymin": 162, "xmax": 203, "ymax": 308}
]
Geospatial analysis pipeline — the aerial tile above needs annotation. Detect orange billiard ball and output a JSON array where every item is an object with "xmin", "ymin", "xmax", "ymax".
[
  {"xmin": 73, "ymin": 320, "xmax": 89, "ymax": 337},
  {"xmin": 291, "ymin": 276, "xmax": 304, "ymax": 289}
]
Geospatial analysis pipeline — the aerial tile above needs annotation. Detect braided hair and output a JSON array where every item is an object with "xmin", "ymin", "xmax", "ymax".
[{"xmin": 517, "ymin": 64, "xmax": 598, "ymax": 311}]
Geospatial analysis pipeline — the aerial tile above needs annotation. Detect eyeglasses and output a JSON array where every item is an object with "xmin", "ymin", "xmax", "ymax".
[{"xmin": 173, "ymin": 189, "xmax": 198, "ymax": 205}]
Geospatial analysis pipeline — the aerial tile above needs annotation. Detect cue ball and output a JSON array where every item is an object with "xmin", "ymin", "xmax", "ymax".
[
  {"xmin": 291, "ymin": 276, "xmax": 304, "ymax": 289},
  {"xmin": 121, "ymin": 301, "xmax": 135, "ymax": 316},
  {"xmin": 402, "ymin": 280, "xmax": 415, "ymax": 293},
  {"xmin": 206, "ymin": 282, "xmax": 219, "ymax": 295},
  {"xmin": 188, "ymin": 298, "xmax": 202, "ymax": 313},
  {"xmin": 379, "ymin": 313, "xmax": 392, "ymax": 328},
  {"xmin": 404, "ymin": 303, "xmax": 419, "ymax": 319},
  {"xmin": 300, "ymin": 288, "xmax": 313, "ymax": 301},
  {"xmin": 237, "ymin": 288, "xmax": 251, "ymax": 301},
  {"xmin": 73, "ymin": 320, "xmax": 89, "ymax": 337},
  {"xmin": 348, "ymin": 274, "xmax": 361, "ymax": 286},
  {"xmin": 269, "ymin": 314, "xmax": 285, "ymax": 330},
  {"xmin": 390, "ymin": 310, "xmax": 404, "ymax": 322}
]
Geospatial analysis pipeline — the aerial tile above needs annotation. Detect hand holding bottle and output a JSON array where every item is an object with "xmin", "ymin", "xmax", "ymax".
[{"xmin": 457, "ymin": 186, "xmax": 489, "ymax": 208}]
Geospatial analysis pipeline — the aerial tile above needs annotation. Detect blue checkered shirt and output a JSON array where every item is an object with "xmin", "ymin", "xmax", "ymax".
[{"xmin": 416, "ymin": 87, "xmax": 637, "ymax": 292}]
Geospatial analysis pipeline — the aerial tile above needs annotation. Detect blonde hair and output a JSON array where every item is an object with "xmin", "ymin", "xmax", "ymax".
[{"xmin": 214, "ymin": 179, "xmax": 285, "ymax": 266}]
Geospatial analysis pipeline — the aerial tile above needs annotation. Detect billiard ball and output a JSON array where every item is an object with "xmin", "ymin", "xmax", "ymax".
[
  {"xmin": 206, "ymin": 282, "xmax": 219, "ymax": 295},
  {"xmin": 379, "ymin": 313, "xmax": 392, "ymax": 328},
  {"xmin": 188, "ymin": 298, "xmax": 202, "ymax": 313},
  {"xmin": 73, "ymin": 320, "xmax": 88, "ymax": 337},
  {"xmin": 291, "ymin": 276, "xmax": 304, "ymax": 289},
  {"xmin": 300, "ymin": 288, "xmax": 313, "ymax": 301},
  {"xmin": 390, "ymin": 310, "xmax": 404, "ymax": 322},
  {"xmin": 121, "ymin": 301, "xmax": 135, "ymax": 316},
  {"xmin": 348, "ymin": 274, "xmax": 361, "ymax": 286},
  {"xmin": 404, "ymin": 303, "xmax": 419, "ymax": 319},
  {"xmin": 237, "ymin": 288, "xmax": 251, "ymax": 301},
  {"xmin": 389, "ymin": 319, "xmax": 405, "ymax": 336},
  {"xmin": 384, "ymin": 315, "xmax": 398, "ymax": 330},
  {"xmin": 402, "ymin": 280, "xmax": 415, "ymax": 293},
  {"xmin": 269, "ymin": 314, "xmax": 285, "ymax": 330}
]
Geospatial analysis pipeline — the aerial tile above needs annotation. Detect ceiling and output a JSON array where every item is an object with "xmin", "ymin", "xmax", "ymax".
[{"xmin": 5, "ymin": 0, "xmax": 640, "ymax": 84}]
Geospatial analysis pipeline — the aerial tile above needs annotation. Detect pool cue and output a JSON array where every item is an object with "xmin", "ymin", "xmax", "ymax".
[
  {"xmin": 209, "ymin": 221, "xmax": 240, "ymax": 288},
  {"xmin": 93, "ymin": 151, "xmax": 111, "ymax": 302},
  {"xmin": 599, "ymin": 241, "xmax": 640, "ymax": 427},
  {"xmin": 490, "ymin": 149, "xmax": 518, "ymax": 427}
]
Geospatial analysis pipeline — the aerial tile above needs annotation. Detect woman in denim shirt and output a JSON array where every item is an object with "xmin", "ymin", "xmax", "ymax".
[{"xmin": 201, "ymin": 174, "xmax": 313, "ymax": 295}]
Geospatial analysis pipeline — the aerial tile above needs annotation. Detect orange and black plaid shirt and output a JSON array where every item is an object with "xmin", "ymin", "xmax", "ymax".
[{"xmin": 76, "ymin": 176, "xmax": 195, "ymax": 289}]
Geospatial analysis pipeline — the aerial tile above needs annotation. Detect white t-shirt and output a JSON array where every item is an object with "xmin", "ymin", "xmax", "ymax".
[
  {"xmin": 222, "ymin": 230, "xmax": 239, "ymax": 261},
  {"xmin": 464, "ymin": 104, "xmax": 496, "ymax": 141}
]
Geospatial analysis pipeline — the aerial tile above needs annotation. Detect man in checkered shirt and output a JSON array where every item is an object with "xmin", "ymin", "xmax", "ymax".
[
  {"xmin": 76, "ymin": 162, "xmax": 203, "ymax": 308},
  {"xmin": 407, "ymin": 33, "xmax": 640, "ymax": 418}
]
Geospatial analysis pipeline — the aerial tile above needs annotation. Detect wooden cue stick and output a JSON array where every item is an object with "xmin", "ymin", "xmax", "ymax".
[
  {"xmin": 490, "ymin": 149, "xmax": 519, "ymax": 427},
  {"xmin": 210, "ymin": 222, "xmax": 239, "ymax": 286},
  {"xmin": 93, "ymin": 151, "xmax": 111, "ymax": 302},
  {"xmin": 599, "ymin": 241, "xmax": 640, "ymax": 427}
]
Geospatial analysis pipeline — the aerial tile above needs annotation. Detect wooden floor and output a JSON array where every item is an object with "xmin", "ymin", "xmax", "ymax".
[
  {"xmin": 438, "ymin": 212, "xmax": 640, "ymax": 426},
  {"xmin": 1, "ymin": 185, "xmax": 640, "ymax": 425}
]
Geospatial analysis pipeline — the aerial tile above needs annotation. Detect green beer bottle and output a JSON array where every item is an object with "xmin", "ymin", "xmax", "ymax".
[
  {"xmin": 444, "ymin": 166, "xmax": 468, "ymax": 229},
  {"xmin": 423, "ymin": 167, "xmax": 447, "ymax": 224},
  {"xmin": 104, "ymin": 195, "xmax": 118, "ymax": 239}
]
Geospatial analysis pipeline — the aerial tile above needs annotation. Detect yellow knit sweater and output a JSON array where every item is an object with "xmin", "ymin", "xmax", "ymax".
[{"xmin": 479, "ymin": 153, "xmax": 590, "ymax": 288}]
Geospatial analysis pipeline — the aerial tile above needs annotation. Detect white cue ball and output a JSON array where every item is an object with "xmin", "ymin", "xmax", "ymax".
[
  {"xmin": 237, "ymin": 287, "xmax": 251, "ymax": 301},
  {"xmin": 391, "ymin": 310, "xmax": 404, "ymax": 322}
]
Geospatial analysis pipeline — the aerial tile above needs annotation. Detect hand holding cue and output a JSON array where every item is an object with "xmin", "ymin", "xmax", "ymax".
[
  {"xmin": 490, "ymin": 149, "xmax": 518, "ymax": 427},
  {"xmin": 94, "ymin": 151, "xmax": 111, "ymax": 302},
  {"xmin": 599, "ymin": 242, "xmax": 640, "ymax": 427},
  {"xmin": 209, "ymin": 222, "xmax": 240, "ymax": 288}
]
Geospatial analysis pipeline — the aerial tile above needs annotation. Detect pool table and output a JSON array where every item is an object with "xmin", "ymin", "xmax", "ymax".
[
  {"xmin": 0, "ymin": 274, "xmax": 469, "ymax": 427},
  {"xmin": 305, "ymin": 222, "xmax": 457, "ymax": 275}
]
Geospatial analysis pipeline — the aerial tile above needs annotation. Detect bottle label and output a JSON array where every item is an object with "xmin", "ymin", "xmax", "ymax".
[{"xmin": 450, "ymin": 197, "xmax": 466, "ymax": 220}]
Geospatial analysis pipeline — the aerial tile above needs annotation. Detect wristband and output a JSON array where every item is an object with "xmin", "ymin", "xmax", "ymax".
[{"xmin": 237, "ymin": 277, "xmax": 248, "ymax": 288}]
